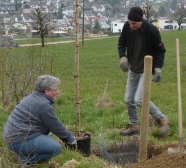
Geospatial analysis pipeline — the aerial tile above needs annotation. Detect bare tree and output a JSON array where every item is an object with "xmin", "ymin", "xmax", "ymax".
[
  {"xmin": 31, "ymin": 8, "xmax": 53, "ymax": 47},
  {"xmin": 172, "ymin": 3, "xmax": 186, "ymax": 31}
]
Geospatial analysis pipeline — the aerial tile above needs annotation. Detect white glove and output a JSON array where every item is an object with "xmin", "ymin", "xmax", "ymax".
[{"xmin": 69, "ymin": 139, "xmax": 77, "ymax": 145}]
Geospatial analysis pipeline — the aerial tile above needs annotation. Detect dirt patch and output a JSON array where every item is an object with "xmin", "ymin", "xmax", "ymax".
[
  {"xmin": 125, "ymin": 152, "xmax": 186, "ymax": 168},
  {"xmin": 94, "ymin": 140, "xmax": 186, "ymax": 168}
]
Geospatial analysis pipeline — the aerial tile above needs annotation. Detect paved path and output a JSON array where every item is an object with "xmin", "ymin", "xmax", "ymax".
[{"xmin": 19, "ymin": 37, "xmax": 107, "ymax": 47}]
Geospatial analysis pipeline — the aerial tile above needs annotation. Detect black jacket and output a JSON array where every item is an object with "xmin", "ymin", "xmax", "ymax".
[{"xmin": 118, "ymin": 20, "xmax": 166, "ymax": 73}]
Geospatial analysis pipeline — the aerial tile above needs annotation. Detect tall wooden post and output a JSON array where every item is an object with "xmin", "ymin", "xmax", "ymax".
[
  {"xmin": 82, "ymin": 0, "xmax": 85, "ymax": 45},
  {"xmin": 74, "ymin": 0, "xmax": 81, "ymax": 136},
  {"xmin": 176, "ymin": 38, "xmax": 184, "ymax": 152},
  {"xmin": 139, "ymin": 56, "xmax": 152, "ymax": 161}
]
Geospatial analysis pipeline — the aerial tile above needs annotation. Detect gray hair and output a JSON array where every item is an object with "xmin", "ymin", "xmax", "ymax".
[{"xmin": 35, "ymin": 75, "xmax": 61, "ymax": 92}]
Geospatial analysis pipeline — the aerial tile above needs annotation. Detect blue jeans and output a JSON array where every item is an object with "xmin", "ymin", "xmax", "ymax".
[
  {"xmin": 8, "ymin": 134, "xmax": 62, "ymax": 164},
  {"xmin": 125, "ymin": 70, "xmax": 165, "ymax": 125}
]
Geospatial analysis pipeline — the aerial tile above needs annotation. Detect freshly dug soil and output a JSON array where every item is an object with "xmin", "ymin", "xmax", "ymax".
[
  {"xmin": 125, "ymin": 152, "xmax": 186, "ymax": 168},
  {"xmin": 126, "ymin": 143, "xmax": 186, "ymax": 168},
  {"xmin": 96, "ymin": 140, "xmax": 186, "ymax": 168}
]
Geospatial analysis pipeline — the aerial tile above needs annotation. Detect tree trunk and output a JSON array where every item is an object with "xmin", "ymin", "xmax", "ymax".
[
  {"xmin": 41, "ymin": 34, "xmax": 45, "ymax": 47},
  {"xmin": 178, "ymin": 24, "xmax": 181, "ymax": 31}
]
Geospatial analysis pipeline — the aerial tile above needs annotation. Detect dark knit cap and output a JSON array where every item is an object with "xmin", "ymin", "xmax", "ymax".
[{"xmin": 128, "ymin": 7, "xmax": 143, "ymax": 22}]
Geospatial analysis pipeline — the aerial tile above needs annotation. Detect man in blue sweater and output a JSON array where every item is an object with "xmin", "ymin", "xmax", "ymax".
[
  {"xmin": 3, "ymin": 75, "xmax": 76, "ymax": 165},
  {"xmin": 118, "ymin": 7, "xmax": 170, "ymax": 137}
]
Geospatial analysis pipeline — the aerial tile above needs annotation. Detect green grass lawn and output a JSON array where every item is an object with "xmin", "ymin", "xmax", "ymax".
[{"xmin": 0, "ymin": 30, "xmax": 186, "ymax": 167}]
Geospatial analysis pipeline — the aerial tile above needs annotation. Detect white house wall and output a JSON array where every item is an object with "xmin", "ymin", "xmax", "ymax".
[
  {"xmin": 158, "ymin": 19, "xmax": 186, "ymax": 30},
  {"xmin": 111, "ymin": 21, "xmax": 125, "ymax": 33},
  {"xmin": 62, "ymin": 9, "xmax": 74, "ymax": 16},
  {"xmin": 112, "ymin": 19, "xmax": 186, "ymax": 33}
]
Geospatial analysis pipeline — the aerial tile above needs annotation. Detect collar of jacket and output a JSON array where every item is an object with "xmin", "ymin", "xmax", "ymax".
[
  {"xmin": 34, "ymin": 90, "xmax": 54, "ymax": 104},
  {"xmin": 140, "ymin": 19, "xmax": 148, "ymax": 32}
]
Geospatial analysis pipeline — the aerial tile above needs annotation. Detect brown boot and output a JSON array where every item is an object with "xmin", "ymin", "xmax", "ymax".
[
  {"xmin": 156, "ymin": 117, "xmax": 170, "ymax": 137},
  {"xmin": 120, "ymin": 124, "xmax": 139, "ymax": 136}
]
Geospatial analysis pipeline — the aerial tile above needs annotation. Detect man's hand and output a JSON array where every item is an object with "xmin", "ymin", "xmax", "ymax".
[
  {"xmin": 152, "ymin": 68, "xmax": 161, "ymax": 83},
  {"xmin": 119, "ymin": 57, "xmax": 129, "ymax": 72}
]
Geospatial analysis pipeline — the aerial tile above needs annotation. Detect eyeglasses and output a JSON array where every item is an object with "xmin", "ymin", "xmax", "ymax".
[{"xmin": 50, "ymin": 89, "xmax": 59, "ymax": 92}]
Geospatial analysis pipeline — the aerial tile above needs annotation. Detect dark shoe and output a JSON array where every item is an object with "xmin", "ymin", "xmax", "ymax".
[
  {"xmin": 120, "ymin": 124, "xmax": 139, "ymax": 136},
  {"xmin": 156, "ymin": 117, "xmax": 170, "ymax": 137}
]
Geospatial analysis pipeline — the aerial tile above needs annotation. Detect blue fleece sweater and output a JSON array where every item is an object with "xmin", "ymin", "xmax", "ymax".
[{"xmin": 2, "ymin": 90, "xmax": 74, "ymax": 144}]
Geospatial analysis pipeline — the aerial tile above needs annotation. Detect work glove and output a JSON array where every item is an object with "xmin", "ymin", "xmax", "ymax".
[
  {"xmin": 69, "ymin": 139, "xmax": 77, "ymax": 145},
  {"xmin": 61, "ymin": 135, "xmax": 77, "ymax": 150},
  {"xmin": 61, "ymin": 138, "xmax": 77, "ymax": 145},
  {"xmin": 119, "ymin": 57, "xmax": 129, "ymax": 72},
  {"xmin": 152, "ymin": 68, "xmax": 161, "ymax": 83}
]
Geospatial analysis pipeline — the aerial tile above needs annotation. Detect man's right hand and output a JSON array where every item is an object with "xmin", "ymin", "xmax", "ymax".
[{"xmin": 119, "ymin": 57, "xmax": 129, "ymax": 72}]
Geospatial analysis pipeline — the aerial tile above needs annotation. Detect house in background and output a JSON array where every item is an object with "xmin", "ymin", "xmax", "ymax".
[
  {"xmin": 158, "ymin": 19, "xmax": 186, "ymax": 30},
  {"xmin": 62, "ymin": 6, "xmax": 74, "ymax": 17},
  {"xmin": 111, "ymin": 18, "xmax": 186, "ymax": 33},
  {"xmin": 46, "ymin": 4, "xmax": 57, "ymax": 13},
  {"xmin": 0, "ymin": 13, "xmax": 11, "ymax": 34},
  {"xmin": 52, "ymin": 19, "xmax": 73, "ymax": 31},
  {"xmin": 0, "ymin": 13, "xmax": 10, "ymax": 23},
  {"xmin": 0, "ymin": 2, "xmax": 15, "ymax": 15},
  {"xmin": 81, "ymin": 11, "xmax": 95, "ymax": 20},
  {"xmin": 11, "ymin": 22, "xmax": 28, "ymax": 34},
  {"xmin": 111, "ymin": 20, "xmax": 125, "ymax": 33},
  {"xmin": 91, "ymin": 4, "xmax": 105, "ymax": 12}
]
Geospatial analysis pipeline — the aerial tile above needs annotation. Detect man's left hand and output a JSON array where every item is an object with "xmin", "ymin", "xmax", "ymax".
[{"xmin": 152, "ymin": 68, "xmax": 161, "ymax": 83}]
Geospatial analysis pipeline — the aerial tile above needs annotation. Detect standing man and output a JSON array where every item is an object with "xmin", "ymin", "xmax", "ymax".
[
  {"xmin": 118, "ymin": 7, "xmax": 169, "ymax": 137},
  {"xmin": 3, "ymin": 75, "xmax": 77, "ymax": 165}
]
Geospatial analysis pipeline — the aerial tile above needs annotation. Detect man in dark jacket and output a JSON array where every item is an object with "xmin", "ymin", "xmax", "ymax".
[
  {"xmin": 3, "ymin": 75, "xmax": 76, "ymax": 165},
  {"xmin": 118, "ymin": 7, "xmax": 169, "ymax": 137}
]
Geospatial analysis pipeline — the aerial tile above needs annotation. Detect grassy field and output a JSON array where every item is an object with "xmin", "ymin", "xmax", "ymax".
[{"xmin": 0, "ymin": 30, "xmax": 186, "ymax": 167}]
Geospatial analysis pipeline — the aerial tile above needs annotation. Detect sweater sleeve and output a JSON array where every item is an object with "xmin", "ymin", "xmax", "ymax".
[
  {"xmin": 40, "ymin": 106, "xmax": 74, "ymax": 141},
  {"xmin": 151, "ymin": 28, "xmax": 166, "ymax": 68}
]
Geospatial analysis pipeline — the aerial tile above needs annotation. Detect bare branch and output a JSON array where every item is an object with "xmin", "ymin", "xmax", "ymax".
[{"xmin": 171, "ymin": 3, "xmax": 186, "ymax": 31}]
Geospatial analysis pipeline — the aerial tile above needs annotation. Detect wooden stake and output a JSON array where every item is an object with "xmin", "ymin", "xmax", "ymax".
[
  {"xmin": 74, "ymin": 0, "xmax": 80, "ymax": 136},
  {"xmin": 176, "ymin": 38, "xmax": 184, "ymax": 152},
  {"xmin": 139, "ymin": 55, "xmax": 152, "ymax": 161},
  {"xmin": 168, "ymin": 39, "xmax": 186, "ymax": 154}
]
